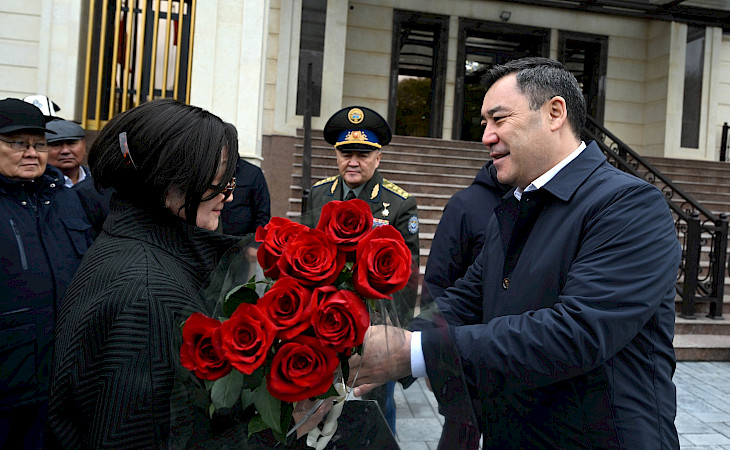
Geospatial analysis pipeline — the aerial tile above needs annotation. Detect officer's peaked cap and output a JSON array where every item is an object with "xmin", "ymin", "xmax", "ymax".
[{"xmin": 323, "ymin": 106, "xmax": 392, "ymax": 151}]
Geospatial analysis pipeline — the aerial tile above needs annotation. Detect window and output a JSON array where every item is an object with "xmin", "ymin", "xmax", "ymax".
[
  {"xmin": 681, "ymin": 25, "xmax": 705, "ymax": 149},
  {"xmin": 295, "ymin": 0, "xmax": 327, "ymax": 116},
  {"xmin": 388, "ymin": 10, "xmax": 448, "ymax": 138}
]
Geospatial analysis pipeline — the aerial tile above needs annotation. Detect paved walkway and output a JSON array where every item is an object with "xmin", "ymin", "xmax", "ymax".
[{"xmin": 394, "ymin": 361, "xmax": 730, "ymax": 449}]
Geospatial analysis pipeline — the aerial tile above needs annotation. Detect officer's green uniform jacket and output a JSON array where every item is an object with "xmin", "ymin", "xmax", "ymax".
[{"xmin": 302, "ymin": 169, "xmax": 420, "ymax": 318}]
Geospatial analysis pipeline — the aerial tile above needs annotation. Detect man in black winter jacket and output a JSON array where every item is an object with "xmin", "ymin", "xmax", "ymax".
[
  {"xmin": 422, "ymin": 160, "xmax": 509, "ymax": 448},
  {"xmin": 0, "ymin": 98, "xmax": 93, "ymax": 449},
  {"xmin": 424, "ymin": 160, "xmax": 509, "ymax": 301}
]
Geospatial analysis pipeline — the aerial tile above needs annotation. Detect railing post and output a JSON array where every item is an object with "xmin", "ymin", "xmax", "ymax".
[
  {"xmin": 721, "ymin": 122, "xmax": 729, "ymax": 162},
  {"xmin": 680, "ymin": 212, "xmax": 702, "ymax": 319},
  {"xmin": 708, "ymin": 214, "xmax": 728, "ymax": 319},
  {"xmin": 301, "ymin": 63, "xmax": 313, "ymax": 215}
]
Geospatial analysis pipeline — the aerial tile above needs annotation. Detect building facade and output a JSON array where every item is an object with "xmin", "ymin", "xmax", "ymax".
[{"xmin": 2, "ymin": 0, "xmax": 729, "ymax": 215}]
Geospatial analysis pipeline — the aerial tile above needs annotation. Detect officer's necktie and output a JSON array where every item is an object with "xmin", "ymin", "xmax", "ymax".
[{"xmin": 345, "ymin": 191, "xmax": 356, "ymax": 201}]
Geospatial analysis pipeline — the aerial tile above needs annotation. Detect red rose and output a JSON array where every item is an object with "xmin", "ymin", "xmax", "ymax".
[
  {"xmin": 266, "ymin": 335, "xmax": 339, "ymax": 403},
  {"xmin": 257, "ymin": 277, "xmax": 314, "ymax": 340},
  {"xmin": 256, "ymin": 217, "xmax": 307, "ymax": 278},
  {"xmin": 180, "ymin": 313, "xmax": 231, "ymax": 381},
  {"xmin": 353, "ymin": 225, "xmax": 412, "ymax": 299},
  {"xmin": 219, "ymin": 303, "xmax": 277, "ymax": 375},
  {"xmin": 316, "ymin": 199, "xmax": 373, "ymax": 257},
  {"xmin": 277, "ymin": 227, "xmax": 345, "ymax": 287},
  {"xmin": 311, "ymin": 286, "xmax": 369, "ymax": 354}
]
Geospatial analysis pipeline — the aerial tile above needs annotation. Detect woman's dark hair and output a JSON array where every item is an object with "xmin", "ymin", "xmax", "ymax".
[{"xmin": 89, "ymin": 99, "xmax": 238, "ymax": 225}]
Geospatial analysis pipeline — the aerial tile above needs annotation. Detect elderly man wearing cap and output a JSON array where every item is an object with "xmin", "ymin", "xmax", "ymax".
[
  {"xmin": 44, "ymin": 119, "xmax": 111, "ymax": 235},
  {"xmin": 0, "ymin": 98, "xmax": 94, "ymax": 448},
  {"xmin": 45, "ymin": 119, "xmax": 88, "ymax": 187},
  {"xmin": 301, "ymin": 106, "xmax": 420, "ymax": 436}
]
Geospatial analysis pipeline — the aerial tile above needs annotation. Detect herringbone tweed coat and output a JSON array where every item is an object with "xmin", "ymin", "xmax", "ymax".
[{"xmin": 47, "ymin": 198, "xmax": 245, "ymax": 448}]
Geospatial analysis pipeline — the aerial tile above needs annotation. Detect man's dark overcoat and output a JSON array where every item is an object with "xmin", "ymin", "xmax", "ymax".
[
  {"xmin": 221, "ymin": 158, "xmax": 271, "ymax": 237},
  {"xmin": 424, "ymin": 161, "xmax": 508, "ymax": 301},
  {"xmin": 0, "ymin": 165, "xmax": 93, "ymax": 410},
  {"xmin": 422, "ymin": 142, "xmax": 681, "ymax": 449}
]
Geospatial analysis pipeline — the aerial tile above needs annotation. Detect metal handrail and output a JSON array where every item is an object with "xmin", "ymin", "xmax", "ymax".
[
  {"xmin": 585, "ymin": 115, "xmax": 717, "ymax": 223},
  {"xmin": 584, "ymin": 115, "xmax": 726, "ymax": 319}
]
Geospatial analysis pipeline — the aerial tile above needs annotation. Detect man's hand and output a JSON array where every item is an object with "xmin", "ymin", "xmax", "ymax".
[
  {"xmin": 347, "ymin": 325, "xmax": 412, "ymax": 396},
  {"xmin": 245, "ymin": 245, "xmax": 258, "ymax": 263}
]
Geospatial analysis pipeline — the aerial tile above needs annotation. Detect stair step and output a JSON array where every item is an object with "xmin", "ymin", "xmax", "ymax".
[
  {"xmin": 673, "ymin": 334, "xmax": 730, "ymax": 361},
  {"xmin": 675, "ymin": 316, "xmax": 730, "ymax": 335}
]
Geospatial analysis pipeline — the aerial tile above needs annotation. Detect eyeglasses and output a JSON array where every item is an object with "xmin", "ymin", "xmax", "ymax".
[
  {"xmin": 209, "ymin": 177, "xmax": 236, "ymax": 199},
  {"xmin": 0, "ymin": 137, "xmax": 48, "ymax": 152}
]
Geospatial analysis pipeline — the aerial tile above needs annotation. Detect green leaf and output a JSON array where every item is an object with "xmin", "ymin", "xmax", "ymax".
[
  {"xmin": 210, "ymin": 370, "xmax": 244, "ymax": 410},
  {"xmin": 208, "ymin": 403, "xmax": 216, "ymax": 419},
  {"xmin": 240, "ymin": 365, "xmax": 265, "ymax": 390},
  {"xmin": 222, "ymin": 284, "xmax": 260, "ymax": 317},
  {"xmin": 247, "ymin": 415, "xmax": 269, "ymax": 437},
  {"xmin": 253, "ymin": 380, "xmax": 283, "ymax": 435},
  {"xmin": 333, "ymin": 268, "xmax": 354, "ymax": 290},
  {"xmin": 240, "ymin": 388, "xmax": 255, "ymax": 409}
]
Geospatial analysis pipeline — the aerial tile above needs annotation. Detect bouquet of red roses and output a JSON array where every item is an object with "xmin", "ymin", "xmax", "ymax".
[{"xmin": 179, "ymin": 199, "xmax": 412, "ymax": 446}]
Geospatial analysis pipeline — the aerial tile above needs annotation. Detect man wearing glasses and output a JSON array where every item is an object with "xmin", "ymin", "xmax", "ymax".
[{"xmin": 0, "ymin": 98, "xmax": 93, "ymax": 448}]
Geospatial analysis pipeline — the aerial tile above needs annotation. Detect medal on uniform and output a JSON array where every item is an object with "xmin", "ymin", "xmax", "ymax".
[{"xmin": 382, "ymin": 202, "xmax": 390, "ymax": 217}]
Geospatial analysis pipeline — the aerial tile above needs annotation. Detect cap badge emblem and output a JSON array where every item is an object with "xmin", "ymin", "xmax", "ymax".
[
  {"xmin": 348, "ymin": 108, "xmax": 364, "ymax": 124},
  {"xmin": 344, "ymin": 130, "xmax": 369, "ymax": 143}
]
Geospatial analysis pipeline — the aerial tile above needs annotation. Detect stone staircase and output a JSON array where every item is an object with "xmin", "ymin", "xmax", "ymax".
[
  {"xmin": 286, "ymin": 132, "xmax": 730, "ymax": 360},
  {"xmin": 643, "ymin": 156, "xmax": 730, "ymax": 360}
]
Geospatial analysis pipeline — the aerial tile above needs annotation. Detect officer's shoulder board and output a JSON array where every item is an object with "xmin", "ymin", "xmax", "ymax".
[
  {"xmin": 312, "ymin": 175, "xmax": 338, "ymax": 189},
  {"xmin": 382, "ymin": 179, "xmax": 411, "ymax": 199}
]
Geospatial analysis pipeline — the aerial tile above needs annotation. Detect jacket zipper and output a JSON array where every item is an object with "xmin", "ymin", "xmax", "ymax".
[{"xmin": 10, "ymin": 218, "xmax": 29, "ymax": 270}]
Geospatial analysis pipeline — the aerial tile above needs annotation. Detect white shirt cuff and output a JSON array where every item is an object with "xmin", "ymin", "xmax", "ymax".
[{"xmin": 410, "ymin": 331, "xmax": 427, "ymax": 378}]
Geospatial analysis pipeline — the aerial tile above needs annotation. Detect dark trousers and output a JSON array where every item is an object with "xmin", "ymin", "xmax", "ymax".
[{"xmin": 0, "ymin": 401, "xmax": 47, "ymax": 449}]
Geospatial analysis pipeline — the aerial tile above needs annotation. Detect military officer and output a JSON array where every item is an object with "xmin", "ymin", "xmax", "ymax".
[
  {"xmin": 302, "ymin": 106, "xmax": 419, "ymax": 274},
  {"xmin": 301, "ymin": 106, "xmax": 420, "ymax": 436}
]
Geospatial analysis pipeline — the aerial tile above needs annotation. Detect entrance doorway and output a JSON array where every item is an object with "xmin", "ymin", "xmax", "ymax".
[
  {"xmin": 388, "ymin": 10, "xmax": 449, "ymax": 138},
  {"xmin": 558, "ymin": 31, "xmax": 608, "ymax": 125},
  {"xmin": 453, "ymin": 19, "xmax": 550, "ymax": 141}
]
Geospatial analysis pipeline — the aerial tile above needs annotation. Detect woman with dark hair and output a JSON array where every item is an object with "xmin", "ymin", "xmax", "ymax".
[{"xmin": 46, "ymin": 99, "xmax": 248, "ymax": 448}]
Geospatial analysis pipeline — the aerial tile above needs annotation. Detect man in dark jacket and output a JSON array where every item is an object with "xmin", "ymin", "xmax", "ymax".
[
  {"xmin": 0, "ymin": 98, "xmax": 93, "ymax": 448},
  {"xmin": 424, "ymin": 161, "xmax": 509, "ymax": 301},
  {"xmin": 422, "ymin": 160, "xmax": 509, "ymax": 448},
  {"xmin": 350, "ymin": 58, "xmax": 681, "ymax": 449},
  {"xmin": 45, "ymin": 118, "xmax": 112, "ymax": 236},
  {"xmin": 220, "ymin": 157, "xmax": 271, "ymax": 238}
]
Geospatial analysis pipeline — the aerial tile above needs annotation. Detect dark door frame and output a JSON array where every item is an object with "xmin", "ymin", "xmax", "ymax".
[
  {"xmin": 388, "ymin": 9, "xmax": 449, "ymax": 138},
  {"xmin": 452, "ymin": 18, "xmax": 550, "ymax": 140},
  {"xmin": 557, "ymin": 30, "xmax": 608, "ymax": 125}
]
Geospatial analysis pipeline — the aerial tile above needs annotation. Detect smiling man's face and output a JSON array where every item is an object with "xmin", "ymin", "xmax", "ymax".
[{"xmin": 480, "ymin": 73, "xmax": 555, "ymax": 189}]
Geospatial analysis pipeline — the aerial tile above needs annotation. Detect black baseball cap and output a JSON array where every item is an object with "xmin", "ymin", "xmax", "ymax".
[{"xmin": 0, "ymin": 98, "xmax": 56, "ymax": 135}]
